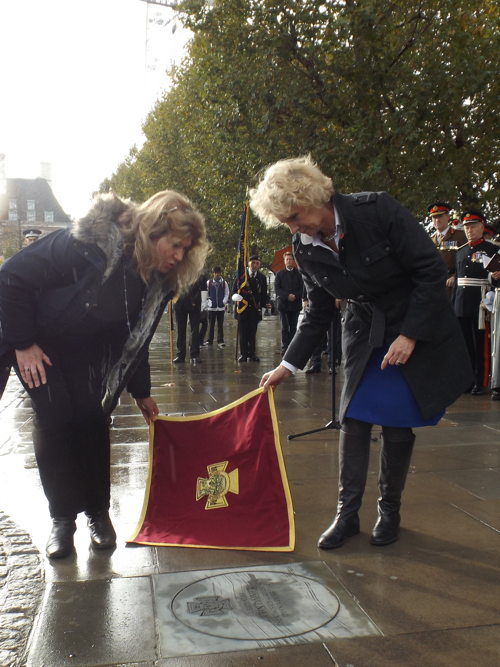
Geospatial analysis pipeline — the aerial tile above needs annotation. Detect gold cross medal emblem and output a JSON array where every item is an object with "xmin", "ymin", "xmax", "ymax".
[{"xmin": 196, "ymin": 461, "xmax": 239, "ymax": 510}]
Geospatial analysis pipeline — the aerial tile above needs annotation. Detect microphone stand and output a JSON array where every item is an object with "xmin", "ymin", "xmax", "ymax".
[{"xmin": 288, "ymin": 314, "xmax": 342, "ymax": 440}]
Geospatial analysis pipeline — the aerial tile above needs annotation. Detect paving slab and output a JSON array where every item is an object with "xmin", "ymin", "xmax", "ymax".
[
  {"xmin": 0, "ymin": 314, "xmax": 499, "ymax": 666},
  {"xmin": 325, "ymin": 625, "xmax": 500, "ymax": 667},
  {"xmin": 153, "ymin": 562, "xmax": 380, "ymax": 659},
  {"xmin": 27, "ymin": 577, "xmax": 156, "ymax": 667}
]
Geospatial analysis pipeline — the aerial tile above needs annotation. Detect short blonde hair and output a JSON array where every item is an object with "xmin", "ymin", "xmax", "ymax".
[
  {"xmin": 249, "ymin": 155, "xmax": 334, "ymax": 228},
  {"xmin": 118, "ymin": 190, "xmax": 209, "ymax": 292}
]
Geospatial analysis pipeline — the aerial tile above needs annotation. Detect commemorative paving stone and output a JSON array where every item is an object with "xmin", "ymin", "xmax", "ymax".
[{"xmin": 153, "ymin": 561, "xmax": 380, "ymax": 658}]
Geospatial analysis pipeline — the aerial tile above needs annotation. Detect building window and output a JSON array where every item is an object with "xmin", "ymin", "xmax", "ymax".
[
  {"xmin": 9, "ymin": 198, "xmax": 17, "ymax": 210},
  {"xmin": 44, "ymin": 210, "xmax": 54, "ymax": 223},
  {"xmin": 27, "ymin": 210, "xmax": 36, "ymax": 223},
  {"xmin": 27, "ymin": 199, "xmax": 35, "ymax": 211},
  {"xmin": 8, "ymin": 210, "xmax": 18, "ymax": 222}
]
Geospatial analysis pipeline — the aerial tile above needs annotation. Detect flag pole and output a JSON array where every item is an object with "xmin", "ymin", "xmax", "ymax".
[
  {"xmin": 168, "ymin": 301, "xmax": 175, "ymax": 363},
  {"xmin": 234, "ymin": 200, "xmax": 250, "ymax": 362}
]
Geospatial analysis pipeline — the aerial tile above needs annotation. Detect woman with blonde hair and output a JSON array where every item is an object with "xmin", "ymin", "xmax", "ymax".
[
  {"xmin": 252, "ymin": 156, "xmax": 472, "ymax": 550},
  {"xmin": 0, "ymin": 190, "xmax": 208, "ymax": 558}
]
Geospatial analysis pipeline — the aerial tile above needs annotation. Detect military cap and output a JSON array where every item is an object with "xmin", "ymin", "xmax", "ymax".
[
  {"xmin": 427, "ymin": 202, "xmax": 451, "ymax": 217},
  {"xmin": 23, "ymin": 229, "xmax": 42, "ymax": 239},
  {"xmin": 461, "ymin": 209, "xmax": 485, "ymax": 225}
]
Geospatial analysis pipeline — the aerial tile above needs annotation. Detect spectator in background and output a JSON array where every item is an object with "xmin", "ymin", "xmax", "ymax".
[
  {"xmin": 233, "ymin": 255, "xmax": 269, "ymax": 362},
  {"xmin": 453, "ymin": 209, "xmax": 500, "ymax": 395},
  {"xmin": 198, "ymin": 283, "xmax": 209, "ymax": 346},
  {"xmin": 274, "ymin": 251, "xmax": 303, "ymax": 356},
  {"xmin": 427, "ymin": 202, "xmax": 466, "ymax": 298},
  {"xmin": 173, "ymin": 274, "xmax": 207, "ymax": 364},
  {"xmin": 205, "ymin": 266, "xmax": 229, "ymax": 348},
  {"xmin": 23, "ymin": 229, "xmax": 43, "ymax": 246}
]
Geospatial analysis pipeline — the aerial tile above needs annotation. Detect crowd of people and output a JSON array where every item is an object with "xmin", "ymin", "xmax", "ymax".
[{"xmin": 0, "ymin": 158, "xmax": 499, "ymax": 560}]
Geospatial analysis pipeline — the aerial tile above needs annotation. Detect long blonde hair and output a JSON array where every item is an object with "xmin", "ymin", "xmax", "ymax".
[{"xmin": 118, "ymin": 190, "xmax": 209, "ymax": 292}]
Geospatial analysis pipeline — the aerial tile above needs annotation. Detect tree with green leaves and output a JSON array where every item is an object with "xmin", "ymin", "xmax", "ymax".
[{"xmin": 100, "ymin": 0, "xmax": 499, "ymax": 275}]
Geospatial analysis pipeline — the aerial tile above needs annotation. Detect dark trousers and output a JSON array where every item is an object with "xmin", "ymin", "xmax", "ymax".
[
  {"xmin": 199, "ymin": 311, "xmax": 208, "ymax": 345},
  {"xmin": 208, "ymin": 310, "xmax": 225, "ymax": 343},
  {"xmin": 279, "ymin": 310, "xmax": 300, "ymax": 353},
  {"xmin": 15, "ymin": 339, "xmax": 110, "ymax": 518},
  {"xmin": 459, "ymin": 315, "xmax": 486, "ymax": 386},
  {"xmin": 309, "ymin": 308, "xmax": 342, "ymax": 368},
  {"xmin": 175, "ymin": 308, "xmax": 200, "ymax": 359},
  {"xmin": 238, "ymin": 310, "xmax": 260, "ymax": 358}
]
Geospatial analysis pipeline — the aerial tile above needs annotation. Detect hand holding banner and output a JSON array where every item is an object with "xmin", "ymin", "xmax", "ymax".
[{"xmin": 128, "ymin": 388, "xmax": 295, "ymax": 551}]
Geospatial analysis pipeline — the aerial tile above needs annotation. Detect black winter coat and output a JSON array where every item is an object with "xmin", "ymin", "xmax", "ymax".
[
  {"xmin": 274, "ymin": 268, "xmax": 303, "ymax": 313},
  {"xmin": 284, "ymin": 191, "xmax": 473, "ymax": 421},
  {"xmin": 0, "ymin": 196, "xmax": 175, "ymax": 413},
  {"xmin": 232, "ymin": 270, "xmax": 268, "ymax": 320}
]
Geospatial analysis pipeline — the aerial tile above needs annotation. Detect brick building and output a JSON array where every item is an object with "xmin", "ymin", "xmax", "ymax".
[{"xmin": 0, "ymin": 177, "xmax": 71, "ymax": 258}]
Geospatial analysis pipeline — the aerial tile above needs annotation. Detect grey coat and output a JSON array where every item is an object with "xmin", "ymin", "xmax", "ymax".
[{"xmin": 284, "ymin": 191, "xmax": 473, "ymax": 421}]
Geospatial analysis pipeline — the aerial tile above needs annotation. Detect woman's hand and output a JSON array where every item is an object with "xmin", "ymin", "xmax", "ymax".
[
  {"xmin": 381, "ymin": 335, "xmax": 416, "ymax": 370},
  {"xmin": 490, "ymin": 270, "xmax": 500, "ymax": 280},
  {"xmin": 136, "ymin": 397, "xmax": 160, "ymax": 424},
  {"xmin": 259, "ymin": 365, "xmax": 292, "ymax": 390},
  {"xmin": 15, "ymin": 345, "xmax": 52, "ymax": 389}
]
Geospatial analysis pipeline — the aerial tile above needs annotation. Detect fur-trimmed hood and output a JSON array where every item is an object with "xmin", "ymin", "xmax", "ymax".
[
  {"xmin": 72, "ymin": 196, "xmax": 177, "ymax": 414},
  {"xmin": 72, "ymin": 194, "xmax": 131, "ymax": 281}
]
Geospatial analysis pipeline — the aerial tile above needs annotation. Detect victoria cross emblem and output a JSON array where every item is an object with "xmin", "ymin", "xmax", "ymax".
[
  {"xmin": 187, "ymin": 595, "xmax": 232, "ymax": 616},
  {"xmin": 196, "ymin": 460, "xmax": 239, "ymax": 509}
]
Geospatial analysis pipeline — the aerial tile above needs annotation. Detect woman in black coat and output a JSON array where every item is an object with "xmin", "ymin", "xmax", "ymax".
[
  {"xmin": 0, "ymin": 191, "xmax": 208, "ymax": 558},
  {"xmin": 251, "ymin": 156, "xmax": 472, "ymax": 549}
]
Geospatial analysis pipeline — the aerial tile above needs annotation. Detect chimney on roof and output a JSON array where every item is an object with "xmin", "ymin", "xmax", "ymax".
[{"xmin": 40, "ymin": 161, "xmax": 52, "ymax": 183}]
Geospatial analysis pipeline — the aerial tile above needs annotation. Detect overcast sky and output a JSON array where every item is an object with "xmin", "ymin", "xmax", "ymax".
[{"xmin": 0, "ymin": 0, "xmax": 189, "ymax": 218}]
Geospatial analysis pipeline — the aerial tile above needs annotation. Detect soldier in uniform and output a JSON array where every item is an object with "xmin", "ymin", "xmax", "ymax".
[
  {"xmin": 428, "ymin": 202, "xmax": 466, "ymax": 298},
  {"xmin": 23, "ymin": 228, "xmax": 43, "ymax": 246},
  {"xmin": 233, "ymin": 255, "xmax": 269, "ymax": 362},
  {"xmin": 453, "ymin": 210, "xmax": 500, "ymax": 395}
]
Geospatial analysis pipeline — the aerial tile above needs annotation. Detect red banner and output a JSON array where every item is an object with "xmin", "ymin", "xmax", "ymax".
[{"xmin": 128, "ymin": 388, "xmax": 295, "ymax": 551}]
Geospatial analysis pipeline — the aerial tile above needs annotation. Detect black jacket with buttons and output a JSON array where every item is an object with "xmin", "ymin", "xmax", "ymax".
[
  {"xmin": 453, "ymin": 240, "xmax": 499, "ymax": 318},
  {"xmin": 284, "ymin": 191, "xmax": 473, "ymax": 421}
]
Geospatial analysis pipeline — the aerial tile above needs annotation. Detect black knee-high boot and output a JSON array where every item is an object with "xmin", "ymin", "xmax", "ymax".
[
  {"xmin": 370, "ymin": 428, "xmax": 415, "ymax": 546},
  {"xmin": 318, "ymin": 419, "xmax": 371, "ymax": 549}
]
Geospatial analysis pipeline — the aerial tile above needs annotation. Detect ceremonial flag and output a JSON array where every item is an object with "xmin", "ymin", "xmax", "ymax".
[
  {"xmin": 128, "ymin": 388, "xmax": 295, "ymax": 551},
  {"xmin": 235, "ymin": 202, "xmax": 250, "ymax": 314}
]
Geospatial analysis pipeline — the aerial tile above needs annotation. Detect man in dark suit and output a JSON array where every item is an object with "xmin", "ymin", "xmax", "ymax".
[
  {"xmin": 274, "ymin": 251, "xmax": 304, "ymax": 355},
  {"xmin": 173, "ymin": 275, "xmax": 207, "ymax": 364},
  {"xmin": 233, "ymin": 255, "xmax": 268, "ymax": 362}
]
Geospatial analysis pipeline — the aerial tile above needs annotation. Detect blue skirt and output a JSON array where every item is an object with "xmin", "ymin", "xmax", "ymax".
[{"xmin": 346, "ymin": 348, "xmax": 444, "ymax": 427}]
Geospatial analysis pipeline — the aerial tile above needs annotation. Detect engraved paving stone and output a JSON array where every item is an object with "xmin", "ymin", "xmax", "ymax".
[
  {"xmin": 154, "ymin": 562, "xmax": 380, "ymax": 658},
  {"xmin": 173, "ymin": 570, "xmax": 340, "ymax": 640}
]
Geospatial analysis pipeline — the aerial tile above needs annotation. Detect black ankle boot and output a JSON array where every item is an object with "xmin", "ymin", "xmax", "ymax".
[
  {"xmin": 86, "ymin": 510, "xmax": 116, "ymax": 549},
  {"xmin": 318, "ymin": 514, "xmax": 360, "ymax": 549},
  {"xmin": 318, "ymin": 419, "xmax": 371, "ymax": 550},
  {"xmin": 370, "ymin": 513, "xmax": 401, "ymax": 546},
  {"xmin": 46, "ymin": 518, "xmax": 76, "ymax": 559},
  {"xmin": 370, "ymin": 431, "xmax": 415, "ymax": 546}
]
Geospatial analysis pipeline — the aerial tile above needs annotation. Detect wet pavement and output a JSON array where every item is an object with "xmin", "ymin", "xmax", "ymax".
[{"xmin": 0, "ymin": 312, "xmax": 499, "ymax": 666}]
